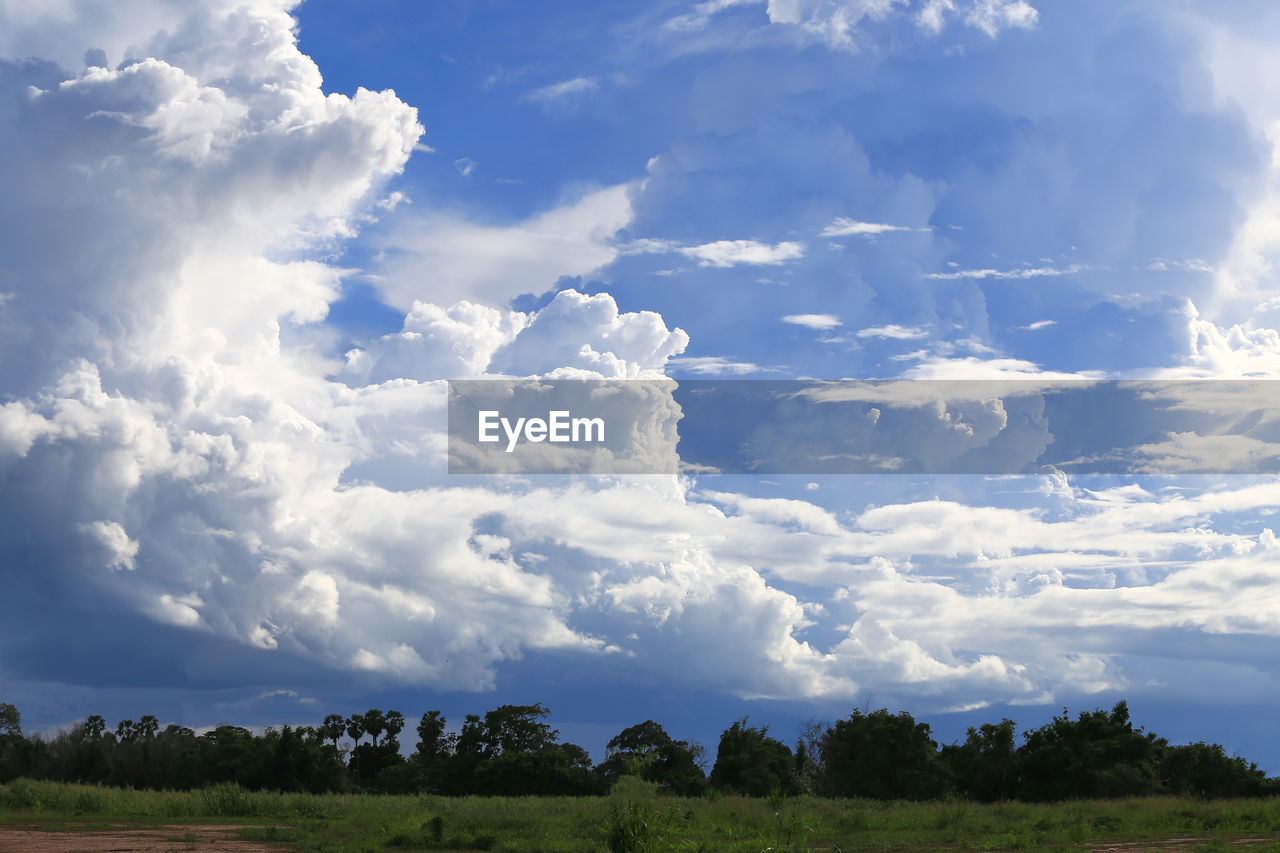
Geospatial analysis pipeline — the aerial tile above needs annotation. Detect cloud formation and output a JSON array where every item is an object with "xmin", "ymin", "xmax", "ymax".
[
  {"xmin": 7, "ymin": 0, "xmax": 1280, "ymax": 745},
  {"xmin": 783, "ymin": 313, "xmax": 842, "ymax": 329},
  {"xmin": 764, "ymin": 0, "xmax": 1038, "ymax": 48}
]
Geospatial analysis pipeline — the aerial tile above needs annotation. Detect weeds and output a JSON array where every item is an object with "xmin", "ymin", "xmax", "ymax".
[
  {"xmin": 2, "ymin": 779, "xmax": 1279, "ymax": 852},
  {"xmin": 602, "ymin": 799, "xmax": 694, "ymax": 853}
]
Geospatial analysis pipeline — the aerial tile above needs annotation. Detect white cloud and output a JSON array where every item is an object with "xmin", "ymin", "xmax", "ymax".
[
  {"xmin": 372, "ymin": 183, "xmax": 636, "ymax": 309},
  {"xmin": 782, "ymin": 313, "xmax": 842, "ymax": 329},
  {"xmin": 762, "ymin": 0, "xmax": 1038, "ymax": 49},
  {"xmin": 900, "ymin": 356, "xmax": 1096, "ymax": 379},
  {"xmin": 667, "ymin": 356, "xmax": 771, "ymax": 375},
  {"xmin": 1193, "ymin": 17, "xmax": 1280, "ymax": 317},
  {"xmin": 916, "ymin": 0, "xmax": 955, "ymax": 34},
  {"xmin": 490, "ymin": 289, "xmax": 690, "ymax": 379},
  {"xmin": 821, "ymin": 217, "xmax": 926, "ymax": 237},
  {"xmin": 522, "ymin": 76, "xmax": 598, "ymax": 103},
  {"xmin": 680, "ymin": 239, "xmax": 806, "ymax": 267},
  {"xmin": 0, "ymin": 0, "xmax": 628, "ymax": 692},
  {"xmin": 1158, "ymin": 303, "xmax": 1280, "ymax": 378},
  {"xmin": 622, "ymin": 237, "xmax": 806, "ymax": 268},
  {"xmin": 1147, "ymin": 258, "xmax": 1214, "ymax": 273},
  {"xmin": 856, "ymin": 324, "xmax": 928, "ymax": 339},
  {"xmin": 766, "ymin": 0, "xmax": 908, "ymax": 49},
  {"xmin": 148, "ymin": 593, "xmax": 203, "ymax": 628},
  {"xmin": 80, "ymin": 520, "xmax": 140, "ymax": 571},
  {"xmin": 924, "ymin": 263, "xmax": 1088, "ymax": 280},
  {"xmin": 8, "ymin": 0, "xmax": 1280, "ymax": 720},
  {"xmin": 345, "ymin": 300, "xmax": 529, "ymax": 383},
  {"xmin": 664, "ymin": 0, "xmax": 765, "ymax": 32},
  {"xmin": 963, "ymin": 0, "xmax": 1038, "ymax": 38}
]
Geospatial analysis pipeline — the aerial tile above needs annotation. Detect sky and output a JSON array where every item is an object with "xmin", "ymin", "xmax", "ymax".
[{"xmin": 5, "ymin": 0, "xmax": 1280, "ymax": 770}]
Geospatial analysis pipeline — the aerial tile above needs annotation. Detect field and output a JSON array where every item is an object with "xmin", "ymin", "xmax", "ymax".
[{"xmin": 5, "ymin": 777, "xmax": 1280, "ymax": 852}]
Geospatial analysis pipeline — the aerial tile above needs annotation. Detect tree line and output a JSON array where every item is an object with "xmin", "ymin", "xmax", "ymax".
[{"xmin": 0, "ymin": 699, "xmax": 1272, "ymax": 801}]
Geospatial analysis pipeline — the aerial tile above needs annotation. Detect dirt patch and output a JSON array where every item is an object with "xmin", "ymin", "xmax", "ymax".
[
  {"xmin": 0, "ymin": 824, "xmax": 287, "ymax": 852},
  {"xmin": 1090, "ymin": 838, "xmax": 1274, "ymax": 852}
]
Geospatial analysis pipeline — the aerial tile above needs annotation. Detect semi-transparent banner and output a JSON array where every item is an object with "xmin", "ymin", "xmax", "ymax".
[{"xmin": 447, "ymin": 379, "xmax": 1280, "ymax": 475}]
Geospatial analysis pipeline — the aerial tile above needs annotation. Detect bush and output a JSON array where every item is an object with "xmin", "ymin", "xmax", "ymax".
[
  {"xmin": 198, "ymin": 782, "xmax": 258, "ymax": 817},
  {"xmin": 602, "ymin": 800, "xmax": 692, "ymax": 853}
]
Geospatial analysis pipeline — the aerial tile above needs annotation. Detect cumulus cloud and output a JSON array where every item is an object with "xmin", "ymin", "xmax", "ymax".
[
  {"xmin": 10, "ymin": 0, "xmax": 1280, "ymax": 728},
  {"xmin": 80, "ymin": 521, "xmax": 140, "ymax": 572},
  {"xmin": 0, "ymin": 0, "xmax": 700, "ymax": 696},
  {"xmin": 489, "ymin": 289, "xmax": 690, "ymax": 378},
  {"xmin": 0, "ymin": 0, "xmax": 664, "ymax": 695},
  {"xmin": 344, "ymin": 301, "xmax": 529, "ymax": 383}
]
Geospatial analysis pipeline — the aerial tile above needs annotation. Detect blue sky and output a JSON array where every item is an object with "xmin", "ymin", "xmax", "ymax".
[{"xmin": 4, "ymin": 0, "xmax": 1280, "ymax": 770}]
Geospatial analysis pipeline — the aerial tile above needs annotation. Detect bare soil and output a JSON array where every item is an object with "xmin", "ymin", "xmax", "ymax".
[
  {"xmin": 1090, "ymin": 838, "xmax": 1275, "ymax": 851},
  {"xmin": 0, "ymin": 823, "xmax": 286, "ymax": 852}
]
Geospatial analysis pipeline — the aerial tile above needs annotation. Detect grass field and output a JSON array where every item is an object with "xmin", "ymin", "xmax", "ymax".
[{"xmin": 4, "ymin": 777, "xmax": 1280, "ymax": 852}]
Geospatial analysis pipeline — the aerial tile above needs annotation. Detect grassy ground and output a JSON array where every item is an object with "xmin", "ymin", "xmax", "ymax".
[{"xmin": 4, "ymin": 777, "xmax": 1280, "ymax": 852}]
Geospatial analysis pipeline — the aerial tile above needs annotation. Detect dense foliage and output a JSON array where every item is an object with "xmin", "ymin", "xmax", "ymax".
[
  {"xmin": 0, "ymin": 698, "xmax": 1273, "ymax": 801},
  {"xmin": 817, "ymin": 709, "xmax": 951, "ymax": 800}
]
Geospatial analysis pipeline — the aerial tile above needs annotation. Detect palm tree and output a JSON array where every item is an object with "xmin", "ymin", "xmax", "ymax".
[
  {"xmin": 83, "ymin": 715, "xmax": 106, "ymax": 741},
  {"xmin": 363, "ymin": 709, "xmax": 386, "ymax": 747},
  {"xmin": 134, "ymin": 715, "xmax": 159, "ymax": 741},
  {"xmin": 116, "ymin": 719, "xmax": 135, "ymax": 743},
  {"xmin": 384, "ymin": 710, "xmax": 405, "ymax": 746},
  {"xmin": 322, "ymin": 714, "xmax": 346, "ymax": 751},
  {"xmin": 346, "ymin": 713, "xmax": 366, "ymax": 747}
]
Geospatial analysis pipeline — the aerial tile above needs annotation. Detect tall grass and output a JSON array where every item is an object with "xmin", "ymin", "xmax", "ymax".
[{"xmin": 4, "ymin": 778, "xmax": 1280, "ymax": 852}]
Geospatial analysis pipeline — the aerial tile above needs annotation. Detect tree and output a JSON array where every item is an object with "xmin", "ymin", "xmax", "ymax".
[
  {"xmin": 0, "ymin": 703, "xmax": 21, "ymax": 739},
  {"xmin": 116, "ymin": 719, "xmax": 136, "ymax": 744},
  {"xmin": 363, "ymin": 709, "xmax": 386, "ymax": 747},
  {"xmin": 647, "ymin": 740, "xmax": 708, "ymax": 796},
  {"xmin": 1018, "ymin": 701, "xmax": 1167, "ymax": 800},
  {"xmin": 322, "ymin": 714, "xmax": 346, "ymax": 751},
  {"xmin": 600, "ymin": 720, "xmax": 706, "ymax": 796},
  {"xmin": 607, "ymin": 720, "xmax": 673, "ymax": 757},
  {"xmin": 456, "ymin": 714, "xmax": 484, "ymax": 756},
  {"xmin": 383, "ymin": 710, "xmax": 405, "ymax": 746},
  {"xmin": 83, "ymin": 715, "xmax": 107, "ymax": 741},
  {"xmin": 710, "ymin": 719, "xmax": 794, "ymax": 797},
  {"xmin": 0, "ymin": 702, "xmax": 26, "ymax": 783},
  {"xmin": 346, "ymin": 713, "xmax": 367, "ymax": 748},
  {"xmin": 350, "ymin": 710, "xmax": 406, "ymax": 785},
  {"xmin": 793, "ymin": 719, "xmax": 825, "ymax": 795},
  {"xmin": 942, "ymin": 719, "xmax": 1019, "ymax": 802},
  {"xmin": 134, "ymin": 715, "xmax": 160, "ymax": 741},
  {"xmin": 1161, "ymin": 742, "xmax": 1268, "ymax": 798},
  {"xmin": 818, "ymin": 708, "xmax": 951, "ymax": 800},
  {"xmin": 471, "ymin": 740, "xmax": 601, "ymax": 796},
  {"xmin": 480, "ymin": 703, "xmax": 558, "ymax": 757},
  {"xmin": 415, "ymin": 711, "xmax": 447, "ymax": 762}
]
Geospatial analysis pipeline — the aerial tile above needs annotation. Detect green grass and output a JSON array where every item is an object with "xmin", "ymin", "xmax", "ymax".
[{"xmin": 3, "ymin": 778, "xmax": 1280, "ymax": 852}]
